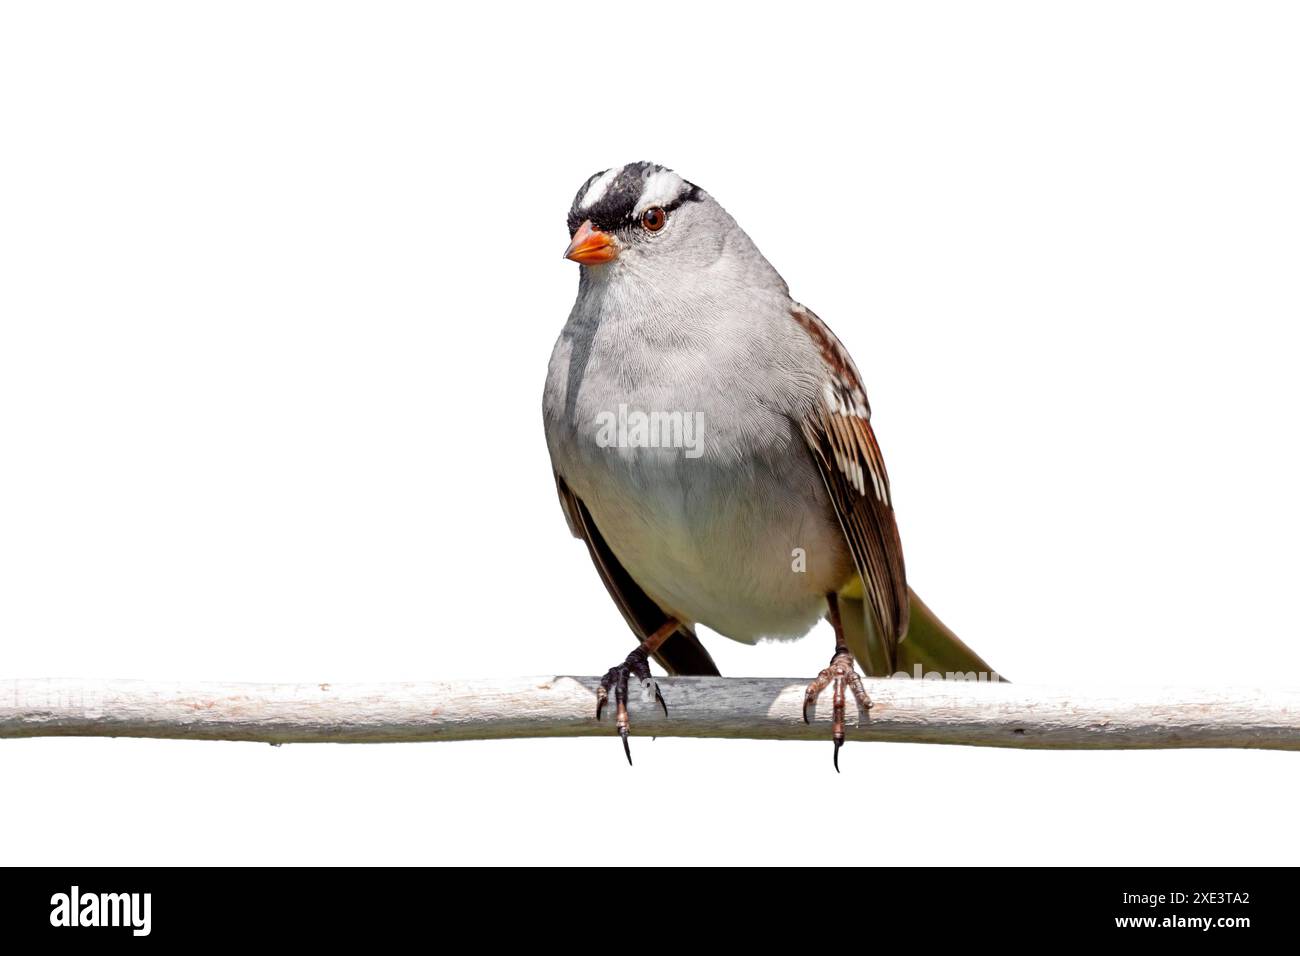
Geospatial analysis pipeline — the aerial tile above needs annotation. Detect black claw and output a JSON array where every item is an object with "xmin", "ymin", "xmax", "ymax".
[
  {"xmin": 833, "ymin": 736, "xmax": 843, "ymax": 773},
  {"xmin": 597, "ymin": 665, "xmax": 620, "ymax": 722},
  {"xmin": 594, "ymin": 647, "xmax": 669, "ymax": 763},
  {"xmin": 803, "ymin": 701, "xmax": 811, "ymax": 724}
]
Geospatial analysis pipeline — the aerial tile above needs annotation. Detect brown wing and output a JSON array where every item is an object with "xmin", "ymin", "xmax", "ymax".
[
  {"xmin": 554, "ymin": 473, "xmax": 720, "ymax": 676},
  {"xmin": 792, "ymin": 304, "xmax": 909, "ymax": 666}
]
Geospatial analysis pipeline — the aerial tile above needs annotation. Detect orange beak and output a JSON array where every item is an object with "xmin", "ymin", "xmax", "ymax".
[{"xmin": 563, "ymin": 219, "xmax": 618, "ymax": 264}]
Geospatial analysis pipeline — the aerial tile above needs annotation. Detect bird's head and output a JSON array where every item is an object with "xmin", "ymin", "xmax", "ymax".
[
  {"xmin": 562, "ymin": 162, "xmax": 718, "ymax": 270},
  {"xmin": 562, "ymin": 161, "xmax": 788, "ymax": 303}
]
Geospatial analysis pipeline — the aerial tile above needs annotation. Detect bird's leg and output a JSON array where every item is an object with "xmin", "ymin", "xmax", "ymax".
[
  {"xmin": 803, "ymin": 592, "xmax": 872, "ymax": 771},
  {"xmin": 595, "ymin": 618, "xmax": 677, "ymax": 765}
]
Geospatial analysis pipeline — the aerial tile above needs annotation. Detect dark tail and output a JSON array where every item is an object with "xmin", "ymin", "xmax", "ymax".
[
  {"xmin": 656, "ymin": 624, "xmax": 721, "ymax": 677},
  {"xmin": 840, "ymin": 588, "xmax": 1007, "ymax": 681}
]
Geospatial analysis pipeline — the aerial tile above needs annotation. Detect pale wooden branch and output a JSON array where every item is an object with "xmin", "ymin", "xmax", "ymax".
[{"xmin": 2, "ymin": 677, "xmax": 1299, "ymax": 750}]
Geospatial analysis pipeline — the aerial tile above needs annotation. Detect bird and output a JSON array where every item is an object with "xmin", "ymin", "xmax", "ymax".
[{"xmin": 542, "ymin": 162, "xmax": 1003, "ymax": 768}]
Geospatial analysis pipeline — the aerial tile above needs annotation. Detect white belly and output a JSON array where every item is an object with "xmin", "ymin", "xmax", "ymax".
[
  {"xmin": 574, "ymin": 449, "xmax": 850, "ymax": 643},
  {"xmin": 547, "ymin": 371, "xmax": 853, "ymax": 643},
  {"xmin": 543, "ymin": 279, "xmax": 856, "ymax": 643}
]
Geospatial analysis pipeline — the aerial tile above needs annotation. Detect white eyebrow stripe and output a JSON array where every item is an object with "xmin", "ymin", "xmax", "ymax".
[
  {"xmin": 580, "ymin": 166, "xmax": 624, "ymax": 210},
  {"xmin": 635, "ymin": 169, "xmax": 687, "ymax": 214}
]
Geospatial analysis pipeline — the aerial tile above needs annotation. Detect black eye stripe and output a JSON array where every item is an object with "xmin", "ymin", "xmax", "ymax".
[
  {"xmin": 566, "ymin": 164, "xmax": 703, "ymax": 236},
  {"xmin": 660, "ymin": 186, "xmax": 701, "ymax": 216}
]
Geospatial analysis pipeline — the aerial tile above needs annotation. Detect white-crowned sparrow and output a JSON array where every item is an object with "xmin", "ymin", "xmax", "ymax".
[{"xmin": 543, "ymin": 162, "xmax": 1001, "ymax": 767}]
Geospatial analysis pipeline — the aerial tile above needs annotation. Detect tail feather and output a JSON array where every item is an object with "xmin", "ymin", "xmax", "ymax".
[
  {"xmin": 840, "ymin": 588, "xmax": 1006, "ymax": 681},
  {"xmin": 839, "ymin": 594, "xmax": 894, "ymax": 677},
  {"xmin": 656, "ymin": 624, "xmax": 721, "ymax": 677}
]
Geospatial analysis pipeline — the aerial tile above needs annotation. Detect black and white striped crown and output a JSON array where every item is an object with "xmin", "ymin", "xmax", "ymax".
[{"xmin": 567, "ymin": 162, "xmax": 702, "ymax": 235}]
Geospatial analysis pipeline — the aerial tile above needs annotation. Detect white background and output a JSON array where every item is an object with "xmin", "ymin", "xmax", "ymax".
[{"xmin": 2, "ymin": 2, "xmax": 1298, "ymax": 865}]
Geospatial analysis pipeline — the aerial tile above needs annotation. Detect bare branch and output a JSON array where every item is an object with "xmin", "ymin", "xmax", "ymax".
[{"xmin": 4, "ymin": 677, "xmax": 1299, "ymax": 750}]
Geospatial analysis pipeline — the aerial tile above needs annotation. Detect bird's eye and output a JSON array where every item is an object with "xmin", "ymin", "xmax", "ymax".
[{"xmin": 641, "ymin": 207, "xmax": 667, "ymax": 232}]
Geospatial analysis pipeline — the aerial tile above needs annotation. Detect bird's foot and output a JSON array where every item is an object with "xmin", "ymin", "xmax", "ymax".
[
  {"xmin": 803, "ymin": 648, "xmax": 872, "ymax": 772},
  {"xmin": 595, "ymin": 646, "xmax": 667, "ymax": 766}
]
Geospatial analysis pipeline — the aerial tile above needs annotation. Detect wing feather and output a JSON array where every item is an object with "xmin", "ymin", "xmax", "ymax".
[{"xmin": 792, "ymin": 304, "xmax": 909, "ymax": 665}]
